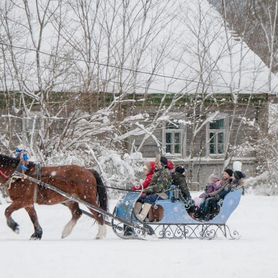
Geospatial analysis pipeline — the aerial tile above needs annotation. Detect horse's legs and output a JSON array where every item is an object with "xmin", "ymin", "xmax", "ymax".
[
  {"xmin": 25, "ymin": 206, "xmax": 43, "ymax": 240},
  {"xmin": 95, "ymin": 222, "xmax": 106, "ymax": 240},
  {"xmin": 61, "ymin": 201, "xmax": 82, "ymax": 239},
  {"xmin": 5, "ymin": 201, "xmax": 23, "ymax": 234},
  {"xmin": 88, "ymin": 208, "xmax": 107, "ymax": 240}
]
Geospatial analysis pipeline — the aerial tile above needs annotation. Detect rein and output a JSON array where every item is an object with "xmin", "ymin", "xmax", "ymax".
[
  {"xmin": 95, "ymin": 184, "xmax": 134, "ymax": 192},
  {"xmin": 31, "ymin": 172, "xmax": 134, "ymax": 193},
  {"xmin": 0, "ymin": 154, "xmax": 133, "ymax": 193},
  {"xmin": 0, "ymin": 170, "xmax": 9, "ymax": 180}
]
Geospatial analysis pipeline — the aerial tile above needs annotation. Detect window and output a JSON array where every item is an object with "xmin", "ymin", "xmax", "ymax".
[
  {"xmin": 22, "ymin": 115, "xmax": 41, "ymax": 132},
  {"xmin": 208, "ymin": 118, "xmax": 225, "ymax": 155},
  {"xmin": 164, "ymin": 122, "xmax": 183, "ymax": 155}
]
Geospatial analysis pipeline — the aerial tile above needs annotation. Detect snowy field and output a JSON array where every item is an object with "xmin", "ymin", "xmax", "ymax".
[{"xmin": 0, "ymin": 194, "xmax": 277, "ymax": 278}]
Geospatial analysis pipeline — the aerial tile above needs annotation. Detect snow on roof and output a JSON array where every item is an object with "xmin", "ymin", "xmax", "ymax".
[
  {"xmin": 131, "ymin": 0, "xmax": 278, "ymax": 95},
  {"xmin": 0, "ymin": 0, "xmax": 277, "ymax": 96}
]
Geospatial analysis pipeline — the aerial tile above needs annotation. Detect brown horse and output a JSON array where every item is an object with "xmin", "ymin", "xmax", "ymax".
[{"xmin": 0, "ymin": 154, "xmax": 108, "ymax": 240}]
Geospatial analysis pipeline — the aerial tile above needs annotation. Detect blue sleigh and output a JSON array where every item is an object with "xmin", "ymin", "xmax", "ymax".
[{"xmin": 112, "ymin": 188, "xmax": 243, "ymax": 239}]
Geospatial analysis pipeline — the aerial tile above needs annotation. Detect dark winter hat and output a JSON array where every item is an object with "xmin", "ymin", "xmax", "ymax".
[
  {"xmin": 224, "ymin": 168, "xmax": 233, "ymax": 177},
  {"xmin": 175, "ymin": 166, "xmax": 185, "ymax": 174},
  {"xmin": 160, "ymin": 156, "xmax": 168, "ymax": 166},
  {"xmin": 233, "ymin": 170, "xmax": 246, "ymax": 180}
]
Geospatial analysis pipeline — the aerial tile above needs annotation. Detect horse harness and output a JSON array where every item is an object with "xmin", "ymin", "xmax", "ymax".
[
  {"xmin": 32, "ymin": 163, "xmax": 42, "ymax": 203},
  {"xmin": 3, "ymin": 162, "xmax": 132, "ymax": 204},
  {"xmin": 2, "ymin": 163, "xmax": 43, "ymax": 203}
]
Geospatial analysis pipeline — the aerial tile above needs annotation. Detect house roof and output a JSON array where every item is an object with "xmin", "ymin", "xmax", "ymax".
[
  {"xmin": 128, "ymin": 0, "xmax": 278, "ymax": 95},
  {"xmin": 0, "ymin": 0, "xmax": 277, "ymax": 96}
]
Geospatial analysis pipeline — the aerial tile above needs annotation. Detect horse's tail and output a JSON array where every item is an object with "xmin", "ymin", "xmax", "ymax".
[{"xmin": 90, "ymin": 169, "xmax": 108, "ymax": 212}]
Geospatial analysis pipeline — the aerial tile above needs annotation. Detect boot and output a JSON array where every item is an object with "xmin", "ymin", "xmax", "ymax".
[
  {"xmin": 123, "ymin": 203, "xmax": 143, "ymax": 237},
  {"xmin": 136, "ymin": 203, "xmax": 152, "ymax": 222},
  {"xmin": 134, "ymin": 202, "xmax": 142, "ymax": 215}
]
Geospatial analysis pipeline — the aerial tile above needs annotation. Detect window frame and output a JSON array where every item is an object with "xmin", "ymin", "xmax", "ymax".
[
  {"xmin": 206, "ymin": 114, "xmax": 228, "ymax": 157},
  {"xmin": 162, "ymin": 120, "xmax": 186, "ymax": 157}
]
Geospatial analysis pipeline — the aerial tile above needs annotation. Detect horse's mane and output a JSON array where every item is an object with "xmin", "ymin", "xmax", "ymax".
[
  {"xmin": 0, "ymin": 153, "xmax": 37, "ymax": 170},
  {"xmin": 0, "ymin": 153, "xmax": 19, "ymax": 167}
]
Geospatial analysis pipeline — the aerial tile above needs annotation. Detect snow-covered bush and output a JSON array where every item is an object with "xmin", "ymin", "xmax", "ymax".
[
  {"xmin": 44, "ymin": 143, "xmax": 144, "ymax": 198},
  {"xmin": 239, "ymin": 104, "xmax": 278, "ymax": 195}
]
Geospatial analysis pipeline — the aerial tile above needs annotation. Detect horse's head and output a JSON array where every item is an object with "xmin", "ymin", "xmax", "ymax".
[{"xmin": 0, "ymin": 154, "xmax": 20, "ymax": 183}]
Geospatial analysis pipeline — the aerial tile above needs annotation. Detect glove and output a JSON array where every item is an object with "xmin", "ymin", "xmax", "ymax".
[
  {"xmin": 132, "ymin": 186, "xmax": 141, "ymax": 191},
  {"xmin": 140, "ymin": 193, "xmax": 146, "ymax": 198}
]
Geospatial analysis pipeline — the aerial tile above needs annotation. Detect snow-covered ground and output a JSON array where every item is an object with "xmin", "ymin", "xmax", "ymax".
[{"xmin": 0, "ymin": 194, "xmax": 277, "ymax": 278}]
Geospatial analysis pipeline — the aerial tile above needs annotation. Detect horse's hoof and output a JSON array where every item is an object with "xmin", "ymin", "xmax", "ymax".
[
  {"xmin": 30, "ymin": 236, "xmax": 41, "ymax": 240},
  {"xmin": 7, "ymin": 220, "xmax": 20, "ymax": 233},
  {"xmin": 30, "ymin": 234, "xmax": 42, "ymax": 240},
  {"xmin": 61, "ymin": 233, "xmax": 69, "ymax": 239},
  {"xmin": 12, "ymin": 223, "xmax": 20, "ymax": 234},
  {"xmin": 30, "ymin": 229, "xmax": 43, "ymax": 240}
]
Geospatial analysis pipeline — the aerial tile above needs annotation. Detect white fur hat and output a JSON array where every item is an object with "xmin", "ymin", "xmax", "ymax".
[{"xmin": 208, "ymin": 173, "xmax": 219, "ymax": 183}]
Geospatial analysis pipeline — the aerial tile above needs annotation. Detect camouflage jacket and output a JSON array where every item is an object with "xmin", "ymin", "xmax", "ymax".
[
  {"xmin": 144, "ymin": 167, "xmax": 172, "ymax": 194},
  {"xmin": 172, "ymin": 172, "xmax": 191, "ymax": 200}
]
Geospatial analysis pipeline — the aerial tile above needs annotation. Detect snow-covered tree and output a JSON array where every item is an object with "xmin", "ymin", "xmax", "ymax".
[{"xmin": 0, "ymin": 0, "xmax": 277, "ymax": 193}]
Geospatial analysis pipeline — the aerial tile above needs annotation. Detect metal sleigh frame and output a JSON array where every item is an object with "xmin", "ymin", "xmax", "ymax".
[{"xmin": 112, "ymin": 189, "xmax": 243, "ymax": 240}]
